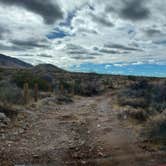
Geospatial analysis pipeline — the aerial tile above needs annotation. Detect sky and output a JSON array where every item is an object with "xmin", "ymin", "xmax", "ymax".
[{"xmin": 0, "ymin": 0, "xmax": 166, "ymax": 77}]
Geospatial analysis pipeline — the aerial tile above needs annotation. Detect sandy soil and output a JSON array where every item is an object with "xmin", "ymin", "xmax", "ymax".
[{"xmin": 0, "ymin": 92, "xmax": 166, "ymax": 166}]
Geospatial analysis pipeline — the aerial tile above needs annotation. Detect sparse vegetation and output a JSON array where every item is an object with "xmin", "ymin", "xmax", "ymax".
[
  {"xmin": 13, "ymin": 71, "xmax": 51, "ymax": 91},
  {"xmin": 117, "ymin": 79, "xmax": 166, "ymax": 148},
  {"xmin": 118, "ymin": 79, "xmax": 166, "ymax": 117}
]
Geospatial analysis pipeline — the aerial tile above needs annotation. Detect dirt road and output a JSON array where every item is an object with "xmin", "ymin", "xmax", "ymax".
[{"xmin": 0, "ymin": 92, "xmax": 166, "ymax": 166}]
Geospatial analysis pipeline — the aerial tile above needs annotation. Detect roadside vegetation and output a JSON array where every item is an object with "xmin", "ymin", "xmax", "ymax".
[{"xmin": 117, "ymin": 79, "xmax": 166, "ymax": 148}]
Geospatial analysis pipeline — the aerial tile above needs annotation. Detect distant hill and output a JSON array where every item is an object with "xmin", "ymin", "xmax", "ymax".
[
  {"xmin": 32, "ymin": 64, "xmax": 66, "ymax": 74},
  {"xmin": 0, "ymin": 54, "xmax": 32, "ymax": 68}
]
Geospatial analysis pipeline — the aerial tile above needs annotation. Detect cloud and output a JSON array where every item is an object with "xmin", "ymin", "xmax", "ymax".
[
  {"xmin": 0, "ymin": 26, "xmax": 9, "ymax": 39},
  {"xmin": 11, "ymin": 38, "xmax": 49, "ymax": 50},
  {"xmin": 120, "ymin": 0, "xmax": 150, "ymax": 21},
  {"xmin": 90, "ymin": 13, "xmax": 114, "ymax": 27},
  {"xmin": 0, "ymin": 43, "xmax": 23, "ymax": 51},
  {"xmin": 65, "ymin": 43, "xmax": 100, "ymax": 61},
  {"xmin": 77, "ymin": 28, "xmax": 98, "ymax": 35},
  {"xmin": 99, "ymin": 49, "xmax": 122, "ymax": 54},
  {"xmin": 0, "ymin": 0, "xmax": 63, "ymax": 24},
  {"xmin": 153, "ymin": 39, "xmax": 166, "ymax": 45},
  {"xmin": 104, "ymin": 43, "xmax": 142, "ymax": 52},
  {"xmin": 37, "ymin": 54, "xmax": 53, "ymax": 58},
  {"xmin": 66, "ymin": 44, "xmax": 90, "ymax": 55},
  {"xmin": 66, "ymin": 43, "xmax": 96, "ymax": 55},
  {"xmin": 66, "ymin": 44, "xmax": 85, "ymax": 51},
  {"xmin": 145, "ymin": 29, "xmax": 162, "ymax": 37},
  {"xmin": 71, "ymin": 55, "xmax": 95, "ymax": 60}
]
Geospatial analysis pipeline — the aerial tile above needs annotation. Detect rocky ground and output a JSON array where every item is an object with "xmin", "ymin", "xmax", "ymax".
[{"xmin": 0, "ymin": 91, "xmax": 166, "ymax": 166}]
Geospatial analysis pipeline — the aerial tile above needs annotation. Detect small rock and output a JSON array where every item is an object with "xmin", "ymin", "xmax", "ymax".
[
  {"xmin": 0, "ymin": 123, "xmax": 6, "ymax": 128},
  {"xmin": 0, "ymin": 112, "xmax": 10, "ymax": 124},
  {"xmin": 1, "ymin": 134, "xmax": 5, "ymax": 139},
  {"xmin": 98, "ymin": 151, "xmax": 104, "ymax": 157},
  {"xmin": 33, "ymin": 154, "xmax": 40, "ymax": 159},
  {"xmin": 19, "ymin": 129, "xmax": 25, "ymax": 134},
  {"xmin": 123, "ymin": 115, "xmax": 127, "ymax": 120},
  {"xmin": 81, "ymin": 160, "xmax": 86, "ymax": 164},
  {"xmin": 0, "ymin": 112, "xmax": 6, "ymax": 120},
  {"xmin": 97, "ymin": 124, "xmax": 101, "ymax": 128}
]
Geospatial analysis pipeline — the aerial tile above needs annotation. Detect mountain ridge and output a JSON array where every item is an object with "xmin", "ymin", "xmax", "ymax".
[{"xmin": 0, "ymin": 54, "xmax": 33, "ymax": 68}]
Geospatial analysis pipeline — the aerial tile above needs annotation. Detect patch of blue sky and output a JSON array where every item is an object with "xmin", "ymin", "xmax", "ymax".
[
  {"xmin": 69, "ymin": 63, "xmax": 166, "ymax": 78},
  {"xmin": 46, "ymin": 28, "xmax": 69, "ymax": 39},
  {"xmin": 46, "ymin": 11, "xmax": 76, "ymax": 40}
]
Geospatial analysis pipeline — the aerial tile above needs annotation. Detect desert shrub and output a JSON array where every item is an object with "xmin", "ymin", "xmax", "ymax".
[
  {"xmin": 60, "ymin": 80, "xmax": 73, "ymax": 93},
  {"xmin": 73, "ymin": 79, "xmax": 81, "ymax": 94},
  {"xmin": 130, "ymin": 79, "xmax": 150, "ymax": 90},
  {"xmin": 127, "ymin": 75, "xmax": 137, "ymax": 81},
  {"xmin": 117, "ymin": 81, "xmax": 151, "ymax": 109},
  {"xmin": 118, "ymin": 107, "xmax": 148, "ymax": 122},
  {"xmin": 0, "ymin": 81, "xmax": 23, "ymax": 104},
  {"xmin": 13, "ymin": 71, "xmax": 50, "ymax": 91},
  {"xmin": 74, "ymin": 79, "xmax": 104, "ymax": 96},
  {"xmin": 118, "ymin": 96, "xmax": 147, "ymax": 109},
  {"xmin": 127, "ymin": 109, "xmax": 148, "ymax": 122},
  {"xmin": 143, "ymin": 112, "xmax": 166, "ymax": 146},
  {"xmin": 0, "ymin": 68, "xmax": 5, "ymax": 73},
  {"xmin": 118, "ymin": 80, "xmax": 166, "ymax": 115},
  {"xmin": 144, "ymin": 82, "xmax": 166, "ymax": 114}
]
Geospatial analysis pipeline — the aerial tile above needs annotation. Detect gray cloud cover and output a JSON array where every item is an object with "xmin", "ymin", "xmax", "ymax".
[
  {"xmin": 0, "ymin": 0, "xmax": 63, "ymax": 24},
  {"xmin": 90, "ymin": 13, "xmax": 114, "ymax": 27},
  {"xmin": 104, "ymin": 44, "xmax": 142, "ymax": 52},
  {"xmin": 120, "ymin": 0, "xmax": 150, "ymax": 21},
  {"xmin": 0, "ymin": 0, "xmax": 166, "ymax": 68},
  {"xmin": 11, "ymin": 39, "xmax": 49, "ymax": 50}
]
